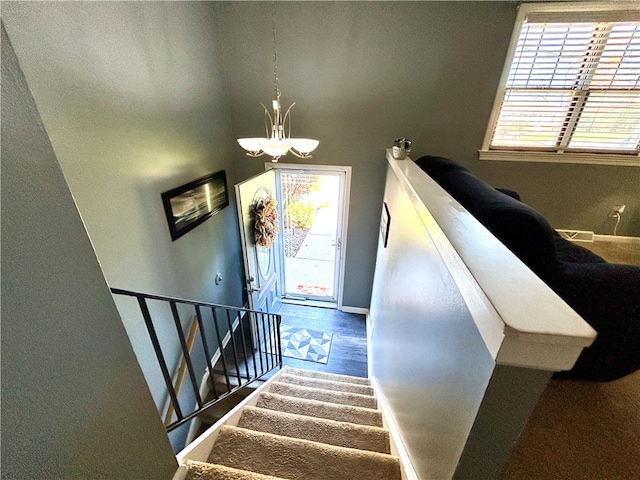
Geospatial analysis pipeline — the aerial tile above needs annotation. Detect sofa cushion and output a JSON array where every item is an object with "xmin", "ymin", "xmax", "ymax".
[
  {"xmin": 553, "ymin": 262, "xmax": 640, "ymax": 381},
  {"xmin": 495, "ymin": 188, "xmax": 521, "ymax": 201},
  {"xmin": 553, "ymin": 233, "xmax": 607, "ymax": 264},
  {"xmin": 415, "ymin": 156, "xmax": 559, "ymax": 279}
]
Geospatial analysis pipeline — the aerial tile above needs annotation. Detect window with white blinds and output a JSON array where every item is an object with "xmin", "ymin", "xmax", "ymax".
[{"xmin": 481, "ymin": 3, "xmax": 640, "ymax": 166}]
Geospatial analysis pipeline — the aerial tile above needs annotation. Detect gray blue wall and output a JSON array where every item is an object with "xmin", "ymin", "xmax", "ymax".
[
  {"xmin": 219, "ymin": 1, "xmax": 638, "ymax": 277},
  {"xmin": 1, "ymin": 23, "xmax": 177, "ymax": 479},
  {"xmin": 2, "ymin": 2, "xmax": 245, "ymax": 448},
  {"xmin": 219, "ymin": 1, "xmax": 520, "ymax": 308},
  {"xmin": 6, "ymin": 1, "xmax": 634, "ymax": 311}
]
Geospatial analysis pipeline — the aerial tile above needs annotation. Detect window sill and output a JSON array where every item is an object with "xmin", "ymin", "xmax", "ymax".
[{"xmin": 478, "ymin": 150, "xmax": 639, "ymax": 167}]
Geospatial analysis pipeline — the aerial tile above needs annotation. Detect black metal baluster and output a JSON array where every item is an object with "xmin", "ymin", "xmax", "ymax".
[
  {"xmin": 275, "ymin": 314, "xmax": 283, "ymax": 367},
  {"xmin": 248, "ymin": 311, "xmax": 259, "ymax": 378},
  {"xmin": 169, "ymin": 301, "xmax": 203, "ymax": 409},
  {"xmin": 226, "ymin": 310, "xmax": 242, "ymax": 387},
  {"xmin": 253, "ymin": 311, "xmax": 265, "ymax": 375},
  {"xmin": 260, "ymin": 312, "xmax": 271, "ymax": 371},
  {"xmin": 211, "ymin": 307, "xmax": 231, "ymax": 393},
  {"xmin": 266, "ymin": 313, "xmax": 275, "ymax": 368},
  {"xmin": 137, "ymin": 297, "xmax": 183, "ymax": 421},
  {"xmin": 111, "ymin": 288, "xmax": 284, "ymax": 433},
  {"xmin": 195, "ymin": 305, "xmax": 218, "ymax": 401},
  {"xmin": 236, "ymin": 310, "xmax": 252, "ymax": 381}
]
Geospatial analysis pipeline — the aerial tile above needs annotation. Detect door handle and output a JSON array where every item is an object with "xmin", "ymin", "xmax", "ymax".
[{"xmin": 246, "ymin": 276, "xmax": 260, "ymax": 292}]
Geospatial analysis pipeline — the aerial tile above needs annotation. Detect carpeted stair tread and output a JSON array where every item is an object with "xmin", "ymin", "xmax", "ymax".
[
  {"xmin": 237, "ymin": 405, "xmax": 391, "ymax": 454},
  {"xmin": 207, "ymin": 426, "xmax": 401, "ymax": 480},
  {"xmin": 285, "ymin": 367, "xmax": 371, "ymax": 386},
  {"xmin": 269, "ymin": 381, "xmax": 377, "ymax": 409},
  {"xmin": 184, "ymin": 460, "xmax": 288, "ymax": 480},
  {"xmin": 256, "ymin": 392, "xmax": 383, "ymax": 427},
  {"xmin": 279, "ymin": 373, "xmax": 374, "ymax": 396}
]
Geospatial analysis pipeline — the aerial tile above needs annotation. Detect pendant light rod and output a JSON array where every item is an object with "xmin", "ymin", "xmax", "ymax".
[
  {"xmin": 272, "ymin": 2, "xmax": 279, "ymax": 99},
  {"xmin": 236, "ymin": 1, "xmax": 319, "ymax": 162}
]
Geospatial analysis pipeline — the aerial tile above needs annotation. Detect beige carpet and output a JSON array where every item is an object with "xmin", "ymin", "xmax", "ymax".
[
  {"xmin": 185, "ymin": 461, "xmax": 287, "ymax": 480},
  {"xmin": 207, "ymin": 426, "xmax": 400, "ymax": 480},
  {"xmin": 285, "ymin": 367, "xmax": 372, "ymax": 385},
  {"xmin": 500, "ymin": 370, "xmax": 640, "ymax": 479},
  {"xmin": 237, "ymin": 405, "xmax": 391, "ymax": 453},
  {"xmin": 581, "ymin": 238, "xmax": 640, "ymax": 266},
  {"xmin": 184, "ymin": 366, "xmax": 400, "ymax": 480},
  {"xmin": 278, "ymin": 373, "xmax": 374, "ymax": 396},
  {"xmin": 256, "ymin": 392, "xmax": 383, "ymax": 427},
  {"xmin": 269, "ymin": 381, "xmax": 378, "ymax": 409}
]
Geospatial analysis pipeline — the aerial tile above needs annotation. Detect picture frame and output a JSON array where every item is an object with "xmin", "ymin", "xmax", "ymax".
[{"xmin": 161, "ymin": 170, "xmax": 229, "ymax": 241}]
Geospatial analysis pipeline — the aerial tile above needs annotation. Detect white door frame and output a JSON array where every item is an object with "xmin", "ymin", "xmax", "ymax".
[{"xmin": 265, "ymin": 163, "xmax": 351, "ymax": 309}]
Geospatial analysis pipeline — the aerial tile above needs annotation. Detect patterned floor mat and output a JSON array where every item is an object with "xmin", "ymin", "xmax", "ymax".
[{"xmin": 263, "ymin": 324, "xmax": 333, "ymax": 364}]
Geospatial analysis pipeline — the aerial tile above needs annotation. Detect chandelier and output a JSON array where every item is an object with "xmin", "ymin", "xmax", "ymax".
[{"xmin": 237, "ymin": 6, "xmax": 319, "ymax": 162}]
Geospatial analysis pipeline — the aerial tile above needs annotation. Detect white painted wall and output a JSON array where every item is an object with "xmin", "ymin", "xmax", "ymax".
[
  {"xmin": 370, "ymin": 164, "xmax": 496, "ymax": 479},
  {"xmin": 1, "ymin": 24, "xmax": 177, "ymax": 479}
]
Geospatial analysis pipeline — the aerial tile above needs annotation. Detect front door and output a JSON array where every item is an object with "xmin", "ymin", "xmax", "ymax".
[
  {"xmin": 235, "ymin": 170, "xmax": 282, "ymax": 313},
  {"xmin": 266, "ymin": 164, "xmax": 351, "ymax": 308}
]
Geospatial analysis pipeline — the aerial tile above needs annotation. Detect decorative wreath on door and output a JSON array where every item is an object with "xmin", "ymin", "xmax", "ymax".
[{"xmin": 253, "ymin": 196, "xmax": 279, "ymax": 249}]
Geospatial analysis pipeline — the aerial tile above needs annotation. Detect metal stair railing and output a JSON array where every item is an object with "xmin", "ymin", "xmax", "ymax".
[{"xmin": 110, "ymin": 288, "xmax": 282, "ymax": 432}]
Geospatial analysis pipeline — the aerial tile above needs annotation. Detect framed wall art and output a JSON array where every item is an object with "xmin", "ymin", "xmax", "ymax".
[{"xmin": 161, "ymin": 170, "xmax": 229, "ymax": 241}]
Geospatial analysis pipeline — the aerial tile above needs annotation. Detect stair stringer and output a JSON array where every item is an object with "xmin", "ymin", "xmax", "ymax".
[
  {"xmin": 371, "ymin": 377, "xmax": 419, "ymax": 480},
  {"xmin": 173, "ymin": 366, "xmax": 288, "ymax": 474}
]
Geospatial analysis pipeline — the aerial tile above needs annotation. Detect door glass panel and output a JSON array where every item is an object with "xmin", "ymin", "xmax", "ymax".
[
  {"xmin": 280, "ymin": 172, "xmax": 340, "ymax": 300},
  {"xmin": 257, "ymin": 245, "xmax": 272, "ymax": 278}
]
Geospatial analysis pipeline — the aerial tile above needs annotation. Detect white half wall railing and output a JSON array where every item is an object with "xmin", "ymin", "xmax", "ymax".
[{"xmin": 369, "ymin": 150, "xmax": 596, "ymax": 480}]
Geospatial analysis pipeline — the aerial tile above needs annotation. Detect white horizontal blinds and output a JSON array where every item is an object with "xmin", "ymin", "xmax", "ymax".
[
  {"xmin": 569, "ymin": 23, "xmax": 640, "ymax": 151},
  {"xmin": 490, "ymin": 20, "xmax": 640, "ymax": 154}
]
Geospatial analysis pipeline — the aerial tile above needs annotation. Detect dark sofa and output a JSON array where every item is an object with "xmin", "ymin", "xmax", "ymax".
[{"xmin": 415, "ymin": 155, "xmax": 640, "ymax": 381}]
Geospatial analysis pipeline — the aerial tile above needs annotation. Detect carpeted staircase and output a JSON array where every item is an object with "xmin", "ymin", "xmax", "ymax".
[{"xmin": 181, "ymin": 367, "xmax": 401, "ymax": 480}]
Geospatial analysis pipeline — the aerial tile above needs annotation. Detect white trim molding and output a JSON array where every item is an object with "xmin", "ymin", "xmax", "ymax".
[
  {"xmin": 341, "ymin": 306, "xmax": 369, "ymax": 315},
  {"xmin": 370, "ymin": 377, "xmax": 419, "ymax": 480},
  {"xmin": 264, "ymin": 162, "xmax": 352, "ymax": 310},
  {"xmin": 479, "ymin": 150, "xmax": 640, "ymax": 167}
]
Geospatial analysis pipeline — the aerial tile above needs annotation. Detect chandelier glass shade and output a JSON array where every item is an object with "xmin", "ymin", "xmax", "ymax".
[
  {"xmin": 237, "ymin": 91, "xmax": 319, "ymax": 162},
  {"xmin": 237, "ymin": 6, "xmax": 319, "ymax": 162}
]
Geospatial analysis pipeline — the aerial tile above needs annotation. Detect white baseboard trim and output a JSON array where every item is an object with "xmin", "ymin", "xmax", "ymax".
[
  {"xmin": 366, "ymin": 313, "xmax": 373, "ymax": 380},
  {"xmin": 593, "ymin": 234, "xmax": 640, "ymax": 244},
  {"xmin": 557, "ymin": 230, "xmax": 640, "ymax": 244},
  {"xmin": 284, "ymin": 298, "xmax": 338, "ymax": 309},
  {"xmin": 557, "ymin": 229, "xmax": 594, "ymax": 242},
  {"xmin": 371, "ymin": 377, "xmax": 419, "ymax": 480},
  {"xmin": 171, "ymin": 464, "xmax": 188, "ymax": 480},
  {"xmin": 340, "ymin": 306, "xmax": 369, "ymax": 314}
]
